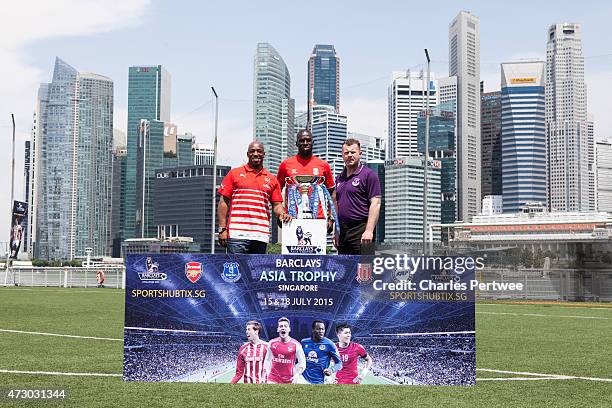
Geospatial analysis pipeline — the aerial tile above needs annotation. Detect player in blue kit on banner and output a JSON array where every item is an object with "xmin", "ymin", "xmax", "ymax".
[{"xmin": 300, "ymin": 320, "xmax": 342, "ymax": 384}]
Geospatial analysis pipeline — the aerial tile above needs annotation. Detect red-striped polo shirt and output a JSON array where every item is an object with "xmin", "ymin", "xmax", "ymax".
[{"xmin": 218, "ymin": 164, "xmax": 282, "ymax": 243}]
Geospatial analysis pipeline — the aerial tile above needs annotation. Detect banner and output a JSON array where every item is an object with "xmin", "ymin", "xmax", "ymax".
[
  {"xmin": 9, "ymin": 201, "xmax": 27, "ymax": 260},
  {"xmin": 123, "ymin": 254, "xmax": 475, "ymax": 385}
]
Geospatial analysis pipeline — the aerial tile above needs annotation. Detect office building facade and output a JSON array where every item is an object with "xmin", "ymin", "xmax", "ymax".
[
  {"xmin": 311, "ymin": 105, "xmax": 347, "ymax": 167},
  {"xmin": 481, "ymin": 91, "xmax": 502, "ymax": 198},
  {"xmin": 449, "ymin": 10, "xmax": 481, "ymax": 221},
  {"xmin": 32, "ymin": 58, "xmax": 113, "ymax": 259},
  {"xmin": 122, "ymin": 65, "xmax": 171, "ymax": 241},
  {"xmin": 154, "ymin": 164, "xmax": 230, "ymax": 253},
  {"xmin": 546, "ymin": 23, "xmax": 595, "ymax": 212},
  {"xmin": 596, "ymin": 140, "xmax": 612, "ymax": 213},
  {"xmin": 388, "ymin": 70, "xmax": 438, "ymax": 159},
  {"xmin": 418, "ymin": 103, "xmax": 457, "ymax": 225},
  {"xmin": 253, "ymin": 43, "xmax": 294, "ymax": 175},
  {"xmin": 384, "ymin": 158, "xmax": 441, "ymax": 243},
  {"xmin": 501, "ymin": 61, "xmax": 547, "ymax": 212},
  {"xmin": 308, "ymin": 44, "xmax": 340, "ymax": 113}
]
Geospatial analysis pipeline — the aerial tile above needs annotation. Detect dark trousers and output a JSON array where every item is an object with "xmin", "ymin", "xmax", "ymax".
[
  {"xmin": 227, "ymin": 238, "xmax": 267, "ymax": 254},
  {"xmin": 338, "ymin": 221, "xmax": 375, "ymax": 255}
]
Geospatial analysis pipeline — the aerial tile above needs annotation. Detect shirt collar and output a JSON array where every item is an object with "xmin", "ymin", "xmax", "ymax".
[{"xmin": 244, "ymin": 164, "xmax": 267, "ymax": 175}]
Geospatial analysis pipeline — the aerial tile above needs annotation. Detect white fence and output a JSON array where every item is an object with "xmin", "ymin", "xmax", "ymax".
[
  {"xmin": 476, "ymin": 268, "xmax": 612, "ymax": 302},
  {"xmin": 1, "ymin": 266, "xmax": 126, "ymax": 289}
]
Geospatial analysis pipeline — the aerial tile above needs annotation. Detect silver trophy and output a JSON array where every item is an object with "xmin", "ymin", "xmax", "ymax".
[{"xmin": 285, "ymin": 175, "xmax": 326, "ymax": 219}]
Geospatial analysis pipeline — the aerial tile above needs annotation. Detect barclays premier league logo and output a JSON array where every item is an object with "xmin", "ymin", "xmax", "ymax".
[
  {"xmin": 185, "ymin": 261, "xmax": 203, "ymax": 284},
  {"xmin": 138, "ymin": 257, "xmax": 168, "ymax": 282},
  {"xmin": 285, "ymin": 226, "xmax": 321, "ymax": 254},
  {"xmin": 222, "ymin": 262, "xmax": 241, "ymax": 283}
]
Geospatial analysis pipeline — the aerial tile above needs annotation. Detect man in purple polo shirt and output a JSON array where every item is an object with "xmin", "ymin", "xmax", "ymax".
[{"xmin": 335, "ymin": 138, "xmax": 382, "ymax": 255}]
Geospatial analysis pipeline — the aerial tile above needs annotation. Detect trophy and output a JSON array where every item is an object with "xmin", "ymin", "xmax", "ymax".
[
  {"xmin": 282, "ymin": 175, "xmax": 338, "ymax": 255},
  {"xmin": 285, "ymin": 175, "xmax": 326, "ymax": 219}
]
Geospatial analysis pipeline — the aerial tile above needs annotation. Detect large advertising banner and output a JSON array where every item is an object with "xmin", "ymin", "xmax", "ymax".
[
  {"xmin": 9, "ymin": 200, "xmax": 27, "ymax": 260},
  {"xmin": 123, "ymin": 254, "xmax": 476, "ymax": 385}
]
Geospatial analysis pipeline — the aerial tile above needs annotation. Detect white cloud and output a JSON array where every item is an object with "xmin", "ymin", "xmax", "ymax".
[
  {"xmin": 2, "ymin": 1, "xmax": 149, "ymax": 49},
  {"xmin": 0, "ymin": 0, "xmax": 149, "ymax": 245}
]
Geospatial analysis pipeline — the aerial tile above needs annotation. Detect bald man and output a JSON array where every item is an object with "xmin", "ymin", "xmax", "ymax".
[{"xmin": 217, "ymin": 141, "xmax": 292, "ymax": 254}]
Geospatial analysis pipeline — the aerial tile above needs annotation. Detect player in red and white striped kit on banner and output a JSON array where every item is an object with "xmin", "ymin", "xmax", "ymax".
[
  {"xmin": 231, "ymin": 320, "xmax": 269, "ymax": 384},
  {"xmin": 265, "ymin": 317, "xmax": 306, "ymax": 384},
  {"xmin": 334, "ymin": 323, "xmax": 373, "ymax": 384}
]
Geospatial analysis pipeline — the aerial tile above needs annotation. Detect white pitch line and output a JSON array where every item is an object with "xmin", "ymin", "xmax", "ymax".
[
  {"xmin": 476, "ymin": 311, "xmax": 612, "ymax": 320},
  {"xmin": 0, "ymin": 328, "xmax": 122, "ymax": 342},
  {"xmin": 477, "ymin": 377, "xmax": 564, "ymax": 381},
  {"xmin": 477, "ymin": 368, "xmax": 612, "ymax": 383},
  {"xmin": 0, "ymin": 369, "xmax": 121, "ymax": 377},
  {"xmin": 477, "ymin": 303, "xmax": 612, "ymax": 310}
]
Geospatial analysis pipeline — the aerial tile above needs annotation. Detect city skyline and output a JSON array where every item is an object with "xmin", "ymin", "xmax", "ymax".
[{"xmin": 2, "ymin": 0, "xmax": 611, "ymax": 239}]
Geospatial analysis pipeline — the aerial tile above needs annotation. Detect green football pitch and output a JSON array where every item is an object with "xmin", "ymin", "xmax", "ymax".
[{"xmin": 0, "ymin": 287, "xmax": 611, "ymax": 407}]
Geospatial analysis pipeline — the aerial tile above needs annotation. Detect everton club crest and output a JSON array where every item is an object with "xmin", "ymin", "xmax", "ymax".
[
  {"xmin": 185, "ymin": 261, "xmax": 203, "ymax": 284},
  {"xmin": 222, "ymin": 262, "xmax": 241, "ymax": 283}
]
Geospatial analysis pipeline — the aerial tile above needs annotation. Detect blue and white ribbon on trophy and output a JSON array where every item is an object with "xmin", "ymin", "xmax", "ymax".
[{"xmin": 284, "ymin": 176, "xmax": 340, "ymax": 234}]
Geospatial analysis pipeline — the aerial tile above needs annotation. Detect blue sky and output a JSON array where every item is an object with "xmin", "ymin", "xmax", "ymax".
[{"xmin": 1, "ymin": 0, "xmax": 611, "ymax": 242}]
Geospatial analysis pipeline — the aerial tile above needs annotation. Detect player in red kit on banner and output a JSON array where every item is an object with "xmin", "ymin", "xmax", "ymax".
[
  {"xmin": 334, "ymin": 323, "xmax": 373, "ymax": 384},
  {"xmin": 231, "ymin": 320, "xmax": 269, "ymax": 384},
  {"xmin": 265, "ymin": 317, "xmax": 306, "ymax": 384}
]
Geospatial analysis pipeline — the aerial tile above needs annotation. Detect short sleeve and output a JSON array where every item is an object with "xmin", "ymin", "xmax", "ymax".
[
  {"xmin": 357, "ymin": 343, "xmax": 367, "ymax": 358},
  {"xmin": 270, "ymin": 176, "xmax": 283, "ymax": 203},
  {"xmin": 323, "ymin": 161, "xmax": 335, "ymax": 189},
  {"xmin": 277, "ymin": 161, "xmax": 287, "ymax": 190},
  {"xmin": 366, "ymin": 170, "xmax": 382, "ymax": 199},
  {"xmin": 218, "ymin": 171, "xmax": 234, "ymax": 198}
]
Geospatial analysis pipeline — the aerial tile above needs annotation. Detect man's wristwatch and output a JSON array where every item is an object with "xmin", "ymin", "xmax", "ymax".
[{"xmin": 217, "ymin": 227, "xmax": 227, "ymax": 234}]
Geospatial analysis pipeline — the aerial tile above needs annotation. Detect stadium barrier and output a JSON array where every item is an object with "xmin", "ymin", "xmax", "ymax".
[
  {"xmin": 476, "ymin": 268, "xmax": 612, "ymax": 302},
  {"xmin": 0, "ymin": 266, "xmax": 126, "ymax": 289}
]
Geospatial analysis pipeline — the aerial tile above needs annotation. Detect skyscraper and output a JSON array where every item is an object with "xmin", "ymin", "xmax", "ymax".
[
  {"xmin": 546, "ymin": 23, "xmax": 595, "ymax": 212},
  {"xmin": 481, "ymin": 91, "xmax": 502, "ymax": 198},
  {"xmin": 388, "ymin": 70, "xmax": 438, "ymax": 159},
  {"xmin": 134, "ymin": 120, "xmax": 185, "ymax": 238},
  {"xmin": 122, "ymin": 65, "xmax": 171, "ymax": 240},
  {"xmin": 385, "ymin": 158, "xmax": 441, "ymax": 243},
  {"xmin": 418, "ymin": 102, "xmax": 457, "ymax": 226},
  {"xmin": 311, "ymin": 105, "xmax": 347, "ymax": 168},
  {"xmin": 32, "ymin": 58, "xmax": 113, "ymax": 259},
  {"xmin": 596, "ymin": 140, "xmax": 612, "ymax": 213},
  {"xmin": 27, "ymin": 86, "xmax": 48, "ymax": 257},
  {"xmin": 308, "ymin": 45, "xmax": 340, "ymax": 113},
  {"xmin": 253, "ymin": 43, "xmax": 294, "ymax": 174},
  {"xmin": 110, "ymin": 146, "xmax": 126, "ymax": 257},
  {"xmin": 449, "ymin": 10, "xmax": 481, "ymax": 221},
  {"xmin": 501, "ymin": 61, "xmax": 547, "ymax": 213},
  {"xmin": 23, "ymin": 140, "xmax": 31, "ymax": 253}
]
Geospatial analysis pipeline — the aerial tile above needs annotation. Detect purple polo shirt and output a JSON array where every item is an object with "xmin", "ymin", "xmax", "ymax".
[{"xmin": 336, "ymin": 163, "xmax": 381, "ymax": 225}]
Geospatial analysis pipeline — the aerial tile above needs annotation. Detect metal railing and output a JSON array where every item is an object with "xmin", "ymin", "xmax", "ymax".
[
  {"xmin": 1, "ymin": 266, "xmax": 126, "ymax": 289},
  {"xmin": 475, "ymin": 268, "xmax": 612, "ymax": 302}
]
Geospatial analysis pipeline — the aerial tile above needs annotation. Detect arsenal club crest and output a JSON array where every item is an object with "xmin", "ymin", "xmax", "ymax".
[{"xmin": 185, "ymin": 261, "xmax": 203, "ymax": 284}]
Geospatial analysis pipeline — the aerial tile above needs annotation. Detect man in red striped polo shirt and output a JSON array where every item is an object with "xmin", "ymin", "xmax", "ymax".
[
  {"xmin": 217, "ymin": 141, "xmax": 291, "ymax": 254},
  {"xmin": 230, "ymin": 320, "xmax": 269, "ymax": 384}
]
